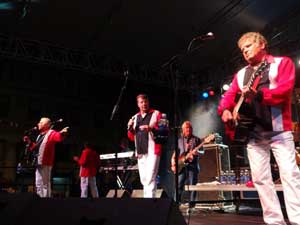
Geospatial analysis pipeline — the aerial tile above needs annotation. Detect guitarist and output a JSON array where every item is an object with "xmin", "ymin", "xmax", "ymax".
[
  {"xmin": 170, "ymin": 121, "xmax": 202, "ymax": 208},
  {"xmin": 218, "ymin": 32, "xmax": 300, "ymax": 225}
]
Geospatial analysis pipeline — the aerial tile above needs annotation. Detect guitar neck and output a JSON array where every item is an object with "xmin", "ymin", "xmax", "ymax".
[
  {"xmin": 233, "ymin": 60, "xmax": 268, "ymax": 115},
  {"xmin": 233, "ymin": 94, "xmax": 244, "ymax": 115},
  {"xmin": 192, "ymin": 142, "xmax": 205, "ymax": 153}
]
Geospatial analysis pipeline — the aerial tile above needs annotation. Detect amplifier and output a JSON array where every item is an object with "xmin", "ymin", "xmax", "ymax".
[{"xmin": 197, "ymin": 144, "xmax": 232, "ymax": 203}]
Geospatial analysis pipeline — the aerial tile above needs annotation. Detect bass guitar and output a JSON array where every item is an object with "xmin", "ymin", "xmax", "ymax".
[
  {"xmin": 226, "ymin": 60, "xmax": 269, "ymax": 142},
  {"xmin": 171, "ymin": 133, "xmax": 215, "ymax": 174}
]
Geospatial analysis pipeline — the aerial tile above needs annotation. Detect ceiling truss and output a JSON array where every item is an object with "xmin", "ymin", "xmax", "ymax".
[{"xmin": 0, "ymin": 10, "xmax": 300, "ymax": 92}]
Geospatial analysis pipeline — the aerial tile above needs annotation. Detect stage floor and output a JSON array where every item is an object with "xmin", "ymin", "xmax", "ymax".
[{"xmin": 179, "ymin": 205, "xmax": 291, "ymax": 225}]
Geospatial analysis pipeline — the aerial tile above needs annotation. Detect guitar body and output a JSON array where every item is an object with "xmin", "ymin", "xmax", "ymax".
[
  {"xmin": 224, "ymin": 123, "xmax": 235, "ymax": 142},
  {"xmin": 171, "ymin": 154, "xmax": 187, "ymax": 174},
  {"xmin": 171, "ymin": 151, "xmax": 197, "ymax": 174},
  {"xmin": 225, "ymin": 115, "xmax": 254, "ymax": 143},
  {"xmin": 225, "ymin": 60, "xmax": 269, "ymax": 143},
  {"xmin": 171, "ymin": 133, "xmax": 215, "ymax": 174}
]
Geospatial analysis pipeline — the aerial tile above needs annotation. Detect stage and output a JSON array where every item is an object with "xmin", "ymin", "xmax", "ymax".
[
  {"xmin": 0, "ymin": 192, "xmax": 292, "ymax": 225},
  {"xmin": 180, "ymin": 204, "xmax": 291, "ymax": 225}
]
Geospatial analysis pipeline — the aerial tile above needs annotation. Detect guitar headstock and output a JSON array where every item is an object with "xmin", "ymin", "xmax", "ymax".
[
  {"xmin": 256, "ymin": 60, "xmax": 269, "ymax": 75},
  {"xmin": 204, "ymin": 133, "xmax": 215, "ymax": 143},
  {"xmin": 249, "ymin": 60, "xmax": 269, "ymax": 86}
]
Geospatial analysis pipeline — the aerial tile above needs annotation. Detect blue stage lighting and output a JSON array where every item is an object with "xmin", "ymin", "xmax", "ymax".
[{"xmin": 202, "ymin": 92, "xmax": 209, "ymax": 98}]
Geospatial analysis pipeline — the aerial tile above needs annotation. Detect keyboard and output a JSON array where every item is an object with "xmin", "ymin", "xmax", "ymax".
[{"xmin": 99, "ymin": 151, "xmax": 135, "ymax": 160}]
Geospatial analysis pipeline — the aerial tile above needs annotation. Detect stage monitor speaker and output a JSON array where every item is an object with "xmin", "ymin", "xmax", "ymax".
[
  {"xmin": 197, "ymin": 144, "xmax": 232, "ymax": 203},
  {"xmin": 131, "ymin": 189, "xmax": 167, "ymax": 198},
  {"xmin": 1, "ymin": 195, "xmax": 187, "ymax": 225},
  {"xmin": 106, "ymin": 189, "xmax": 130, "ymax": 198},
  {"xmin": 0, "ymin": 192, "xmax": 40, "ymax": 225}
]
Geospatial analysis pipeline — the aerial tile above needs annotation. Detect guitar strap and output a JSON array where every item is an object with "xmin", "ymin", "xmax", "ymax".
[
  {"xmin": 183, "ymin": 136, "xmax": 198, "ymax": 163},
  {"xmin": 243, "ymin": 66, "xmax": 254, "ymax": 86},
  {"xmin": 179, "ymin": 136, "xmax": 187, "ymax": 155},
  {"xmin": 243, "ymin": 61, "xmax": 270, "ymax": 88},
  {"xmin": 183, "ymin": 136, "xmax": 193, "ymax": 153}
]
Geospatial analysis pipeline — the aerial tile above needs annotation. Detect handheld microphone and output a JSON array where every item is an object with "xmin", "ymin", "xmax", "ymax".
[{"xmin": 127, "ymin": 116, "xmax": 135, "ymax": 130}]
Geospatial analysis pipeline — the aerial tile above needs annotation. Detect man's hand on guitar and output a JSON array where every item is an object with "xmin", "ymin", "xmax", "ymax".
[
  {"xmin": 232, "ymin": 110, "xmax": 240, "ymax": 122},
  {"xmin": 185, "ymin": 154, "xmax": 195, "ymax": 162},
  {"xmin": 185, "ymin": 134, "xmax": 215, "ymax": 162},
  {"xmin": 222, "ymin": 109, "xmax": 237, "ymax": 128},
  {"xmin": 222, "ymin": 109, "xmax": 233, "ymax": 123},
  {"xmin": 170, "ymin": 133, "xmax": 215, "ymax": 174},
  {"xmin": 242, "ymin": 86, "xmax": 257, "ymax": 103}
]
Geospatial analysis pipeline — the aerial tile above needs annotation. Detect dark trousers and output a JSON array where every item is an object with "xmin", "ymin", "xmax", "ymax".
[{"xmin": 178, "ymin": 166, "xmax": 198, "ymax": 205}]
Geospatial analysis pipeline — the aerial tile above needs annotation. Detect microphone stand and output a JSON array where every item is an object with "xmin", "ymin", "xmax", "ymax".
[
  {"xmin": 110, "ymin": 71, "xmax": 129, "ymax": 198},
  {"xmin": 172, "ymin": 63, "xmax": 180, "ymax": 204},
  {"xmin": 161, "ymin": 53, "xmax": 182, "ymax": 204},
  {"xmin": 161, "ymin": 35, "xmax": 214, "ymax": 204}
]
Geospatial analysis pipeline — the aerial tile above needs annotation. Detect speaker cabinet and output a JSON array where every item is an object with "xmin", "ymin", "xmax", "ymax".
[
  {"xmin": 0, "ymin": 193, "xmax": 186, "ymax": 225},
  {"xmin": 0, "ymin": 192, "xmax": 40, "ymax": 225},
  {"xmin": 197, "ymin": 144, "xmax": 232, "ymax": 203}
]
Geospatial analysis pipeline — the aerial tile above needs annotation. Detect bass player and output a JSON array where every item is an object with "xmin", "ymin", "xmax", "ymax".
[{"xmin": 170, "ymin": 121, "xmax": 214, "ymax": 208}]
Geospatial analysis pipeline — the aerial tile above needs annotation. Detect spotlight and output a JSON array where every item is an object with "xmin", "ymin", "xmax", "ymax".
[
  {"xmin": 0, "ymin": 2, "xmax": 14, "ymax": 10},
  {"xmin": 202, "ymin": 92, "xmax": 209, "ymax": 99},
  {"xmin": 209, "ymin": 90, "xmax": 215, "ymax": 96},
  {"xmin": 222, "ymin": 84, "xmax": 230, "ymax": 91}
]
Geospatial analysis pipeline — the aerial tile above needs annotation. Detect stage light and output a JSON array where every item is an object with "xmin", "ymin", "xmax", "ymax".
[
  {"xmin": 0, "ymin": 2, "xmax": 14, "ymax": 10},
  {"xmin": 202, "ymin": 92, "xmax": 209, "ymax": 99},
  {"xmin": 209, "ymin": 90, "xmax": 215, "ymax": 96},
  {"xmin": 222, "ymin": 83, "xmax": 230, "ymax": 91},
  {"xmin": 0, "ymin": 0, "xmax": 44, "ymax": 18}
]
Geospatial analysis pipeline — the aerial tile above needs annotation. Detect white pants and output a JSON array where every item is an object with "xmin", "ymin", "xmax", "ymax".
[
  {"xmin": 35, "ymin": 165, "xmax": 52, "ymax": 198},
  {"xmin": 80, "ymin": 176, "xmax": 99, "ymax": 198},
  {"xmin": 247, "ymin": 131, "xmax": 300, "ymax": 225},
  {"xmin": 138, "ymin": 153, "xmax": 160, "ymax": 198}
]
